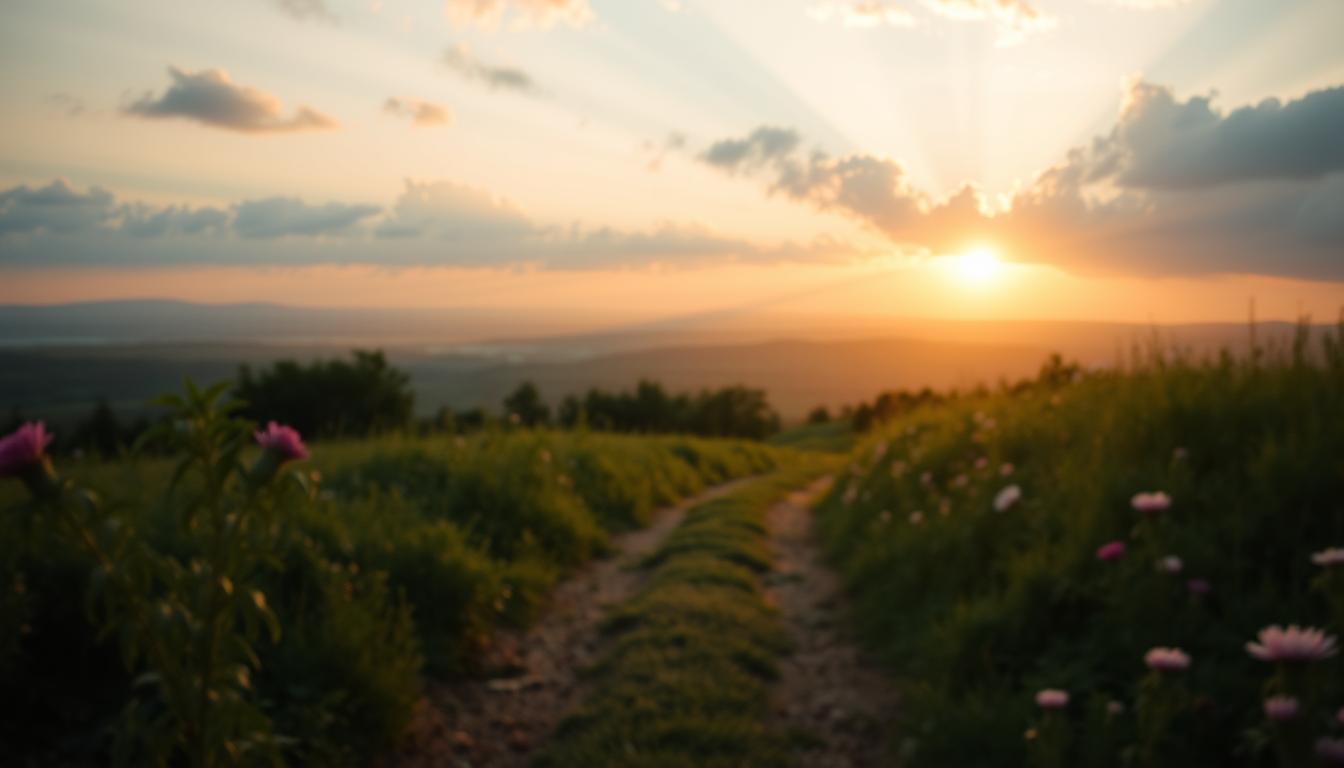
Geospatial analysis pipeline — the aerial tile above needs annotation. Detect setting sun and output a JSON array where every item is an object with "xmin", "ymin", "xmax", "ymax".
[{"xmin": 952, "ymin": 247, "xmax": 1004, "ymax": 285}]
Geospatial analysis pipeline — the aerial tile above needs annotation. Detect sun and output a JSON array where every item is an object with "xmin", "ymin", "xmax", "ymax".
[{"xmin": 952, "ymin": 247, "xmax": 1003, "ymax": 284}]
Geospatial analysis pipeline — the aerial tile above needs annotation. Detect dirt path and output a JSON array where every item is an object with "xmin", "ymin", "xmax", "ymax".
[
  {"xmin": 390, "ymin": 478, "xmax": 753, "ymax": 768},
  {"xmin": 766, "ymin": 477, "xmax": 900, "ymax": 768}
]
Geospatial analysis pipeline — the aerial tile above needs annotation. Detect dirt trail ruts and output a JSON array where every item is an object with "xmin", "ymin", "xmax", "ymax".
[
  {"xmin": 766, "ymin": 477, "xmax": 899, "ymax": 768},
  {"xmin": 390, "ymin": 477, "xmax": 754, "ymax": 768}
]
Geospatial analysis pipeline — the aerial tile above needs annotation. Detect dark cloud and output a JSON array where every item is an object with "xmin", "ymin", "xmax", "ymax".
[
  {"xmin": 233, "ymin": 197, "xmax": 380, "ymax": 238},
  {"xmin": 442, "ymin": 46, "xmax": 535, "ymax": 93},
  {"xmin": 1087, "ymin": 82, "xmax": 1344, "ymax": 189},
  {"xmin": 0, "ymin": 180, "xmax": 116, "ymax": 235},
  {"xmin": 701, "ymin": 127, "xmax": 801, "ymax": 172},
  {"xmin": 120, "ymin": 204, "xmax": 230, "ymax": 238},
  {"xmin": 383, "ymin": 98, "xmax": 452, "ymax": 127},
  {"xmin": 125, "ymin": 67, "xmax": 338, "ymax": 133},
  {"xmin": 699, "ymin": 80, "xmax": 1344, "ymax": 281},
  {"xmin": 271, "ymin": 0, "xmax": 337, "ymax": 22}
]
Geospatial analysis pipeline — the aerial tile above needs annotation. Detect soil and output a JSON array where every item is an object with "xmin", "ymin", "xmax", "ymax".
[
  {"xmin": 765, "ymin": 477, "xmax": 901, "ymax": 768},
  {"xmin": 388, "ymin": 478, "xmax": 752, "ymax": 768}
]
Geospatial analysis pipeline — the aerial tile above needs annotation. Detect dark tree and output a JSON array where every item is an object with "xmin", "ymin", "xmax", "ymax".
[
  {"xmin": 235, "ymin": 350, "xmax": 414, "ymax": 439},
  {"xmin": 503, "ymin": 381, "xmax": 550, "ymax": 428},
  {"xmin": 807, "ymin": 406, "xmax": 831, "ymax": 424}
]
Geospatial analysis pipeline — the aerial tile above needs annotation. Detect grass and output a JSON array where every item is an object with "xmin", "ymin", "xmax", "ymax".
[
  {"xmin": 539, "ymin": 461, "xmax": 835, "ymax": 767},
  {"xmin": 769, "ymin": 419, "xmax": 856, "ymax": 454},
  {"xmin": 0, "ymin": 426, "xmax": 784, "ymax": 765},
  {"xmin": 815, "ymin": 328, "xmax": 1344, "ymax": 767}
]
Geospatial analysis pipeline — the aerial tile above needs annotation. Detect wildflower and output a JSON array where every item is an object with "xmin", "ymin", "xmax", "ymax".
[
  {"xmin": 878, "ymin": 510, "xmax": 892, "ymax": 524},
  {"xmin": 1263, "ymin": 695, "xmax": 1299, "ymax": 722},
  {"xmin": 1186, "ymin": 578, "xmax": 1212, "ymax": 596},
  {"xmin": 953, "ymin": 473, "xmax": 969, "ymax": 488},
  {"xmin": 974, "ymin": 457, "xmax": 989, "ymax": 470},
  {"xmin": 909, "ymin": 511, "xmax": 924, "ymax": 525},
  {"xmin": 1144, "ymin": 647, "xmax": 1190, "ymax": 672},
  {"xmin": 1096, "ymin": 540, "xmax": 1127, "ymax": 561},
  {"xmin": 1106, "ymin": 700, "xmax": 1125, "ymax": 717},
  {"xmin": 843, "ymin": 483, "xmax": 858, "ymax": 505},
  {"xmin": 1246, "ymin": 625, "xmax": 1339, "ymax": 663},
  {"xmin": 1131, "ymin": 491, "xmax": 1172, "ymax": 514},
  {"xmin": 1023, "ymin": 728, "xmax": 1038, "ymax": 741},
  {"xmin": 1312, "ymin": 547, "xmax": 1344, "ymax": 567},
  {"xmin": 890, "ymin": 460, "xmax": 907, "ymax": 477},
  {"xmin": 920, "ymin": 470, "xmax": 933, "ymax": 486},
  {"xmin": 0, "ymin": 422, "xmax": 53, "ymax": 478},
  {"xmin": 1172, "ymin": 447, "xmax": 1188, "ymax": 461},
  {"xmin": 938, "ymin": 498, "xmax": 951, "ymax": 516},
  {"xmin": 255, "ymin": 421, "xmax": 309, "ymax": 462},
  {"xmin": 994, "ymin": 484, "xmax": 1022, "ymax": 512},
  {"xmin": 1035, "ymin": 689, "xmax": 1068, "ymax": 709},
  {"xmin": 1318, "ymin": 738, "xmax": 1344, "ymax": 765},
  {"xmin": 999, "ymin": 462, "xmax": 1014, "ymax": 477},
  {"xmin": 1338, "ymin": 706, "xmax": 1344, "ymax": 726},
  {"xmin": 1158, "ymin": 556, "xmax": 1183, "ymax": 575}
]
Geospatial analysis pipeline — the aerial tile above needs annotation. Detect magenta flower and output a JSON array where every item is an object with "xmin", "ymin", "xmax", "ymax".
[
  {"xmin": 1186, "ymin": 578, "xmax": 1212, "ymax": 596},
  {"xmin": 1318, "ymin": 738, "xmax": 1344, "ymax": 765},
  {"xmin": 1096, "ymin": 540, "xmax": 1127, "ymax": 561},
  {"xmin": 1263, "ymin": 695, "xmax": 1299, "ymax": 722},
  {"xmin": 1312, "ymin": 547, "xmax": 1344, "ymax": 567},
  {"xmin": 1131, "ymin": 491, "xmax": 1172, "ymax": 514},
  {"xmin": 1035, "ymin": 689, "xmax": 1069, "ymax": 709},
  {"xmin": 993, "ymin": 484, "xmax": 1021, "ymax": 512},
  {"xmin": 1246, "ymin": 625, "xmax": 1339, "ymax": 663},
  {"xmin": 0, "ymin": 422, "xmax": 54, "ymax": 478},
  {"xmin": 254, "ymin": 421, "xmax": 309, "ymax": 462},
  {"xmin": 1143, "ymin": 647, "xmax": 1190, "ymax": 672}
]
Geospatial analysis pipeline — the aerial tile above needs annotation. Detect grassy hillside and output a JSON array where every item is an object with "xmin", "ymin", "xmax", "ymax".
[
  {"xmin": 816, "ymin": 327, "xmax": 1344, "ymax": 766},
  {"xmin": 0, "ymin": 420, "xmax": 782, "ymax": 765}
]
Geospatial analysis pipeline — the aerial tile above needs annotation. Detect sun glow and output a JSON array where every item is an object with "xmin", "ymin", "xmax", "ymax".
[{"xmin": 952, "ymin": 247, "xmax": 1004, "ymax": 285}]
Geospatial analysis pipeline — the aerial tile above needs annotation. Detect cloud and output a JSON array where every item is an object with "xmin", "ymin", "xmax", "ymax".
[
  {"xmin": 443, "ymin": 0, "xmax": 594, "ymax": 28},
  {"xmin": 233, "ymin": 198, "xmax": 381, "ymax": 238},
  {"xmin": 125, "ymin": 67, "xmax": 338, "ymax": 133},
  {"xmin": 383, "ymin": 98, "xmax": 453, "ymax": 127},
  {"xmin": 807, "ymin": 2, "xmax": 918, "ymax": 28},
  {"xmin": 1083, "ymin": 81, "xmax": 1344, "ymax": 189},
  {"xmin": 698, "ymin": 80, "xmax": 1344, "ymax": 281},
  {"xmin": 270, "ymin": 0, "xmax": 337, "ymax": 22},
  {"xmin": 0, "ymin": 180, "xmax": 117, "ymax": 235},
  {"xmin": 0, "ymin": 179, "xmax": 869, "ymax": 270},
  {"xmin": 441, "ymin": 46, "xmax": 536, "ymax": 92},
  {"xmin": 921, "ymin": 0, "xmax": 1055, "ymax": 44}
]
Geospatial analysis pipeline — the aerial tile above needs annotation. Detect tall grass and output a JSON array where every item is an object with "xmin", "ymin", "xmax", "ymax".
[
  {"xmin": 818, "ymin": 323, "xmax": 1344, "ymax": 766},
  {"xmin": 1, "ymin": 416, "xmax": 780, "ymax": 765}
]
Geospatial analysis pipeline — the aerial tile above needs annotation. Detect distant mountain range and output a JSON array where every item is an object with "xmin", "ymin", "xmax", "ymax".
[{"xmin": 0, "ymin": 300, "xmax": 1321, "ymax": 422}]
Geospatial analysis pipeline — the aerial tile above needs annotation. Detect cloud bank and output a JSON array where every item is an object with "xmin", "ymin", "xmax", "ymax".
[
  {"xmin": 699, "ymin": 81, "xmax": 1344, "ymax": 280},
  {"xmin": 383, "ymin": 97, "xmax": 453, "ymax": 126},
  {"xmin": 125, "ymin": 67, "xmax": 338, "ymax": 133},
  {"xmin": 0, "ymin": 179, "xmax": 859, "ymax": 270}
]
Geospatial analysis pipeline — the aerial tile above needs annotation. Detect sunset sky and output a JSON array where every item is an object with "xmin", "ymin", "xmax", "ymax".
[{"xmin": 1, "ymin": 0, "xmax": 1341, "ymax": 324}]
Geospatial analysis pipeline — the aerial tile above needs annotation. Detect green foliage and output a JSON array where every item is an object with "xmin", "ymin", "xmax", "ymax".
[
  {"xmin": 1, "ymin": 408, "xmax": 781, "ymax": 764},
  {"xmin": 817, "ymin": 328, "xmax": 1344, "ymax": 767},
  {"xmin": 235, "ymin": 350, "xmax": 413, "ymax": 439},
  {"xmin": 539, "ymin": 467, "xmax": 828, "ymax": 767},
  {"xmin": 557, "ymin": 379, "xmax": 782, "ymax": 439}
]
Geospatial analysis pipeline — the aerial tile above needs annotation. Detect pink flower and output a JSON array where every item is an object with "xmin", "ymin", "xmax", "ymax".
[
  {"xmin": 1131, "ymin": 491, "xmax": 1172, "ymax": 514},
  {"xmin": 1035, "ymin": 689, "xmax": 1068, "ymax": 709},
  {"xmin": 1158, "ymin": 555, "xmax": 1183, "ymax": 574},
  {"xmin": 999, "ymin": 462, "xmax": 1015, "ymax": 477},
  {"xmin": 1337, "ymin": 706, "xmax": 1344, "ymax": 726},
  {"xmin": 1312, "ymin": 548, "xmax": 1344, "ymax": 567},
  {"xmin": 254, "ymin": 421, "xmax": 309, "ymax": 462},
  {"xmin": 0, "ymin": 422, "xmax": 53, "ymax": 478},
  {"xmin": 1096, "ymin": 540, "xmax": 1127, "ymax": 561},
  {"xmin": 1186, "ymin": 578, "xmax": 1212, "ymax": 596},
  {"xmin": 1106, "ymin": 700, "xmax": 1124, "ymax": 716},
  {"xmin": 993, "ymin": 484, "xmax": 1022, "ymax": 512},
  {"xmin": 974, "ymin": 457, "xmax": 989, "ymax": 470},
  {"xmin": 1263, "ymin": 695, "xmax": 1299, "ymax": 722},
  {"xmin": 908, "ymin": 511, "xmax": 925, "ymax": 525},
  {"xmin": 1246, "ymin": 625, "xmax": 1339, "ymax": 663},
  {"xmin": 1318, "ymin": 738, "xmax": 1344, "ymax": 765},
  {"xmin": 1144, "ymin": 647, "xmax": 1190, "ymax": 672}
]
